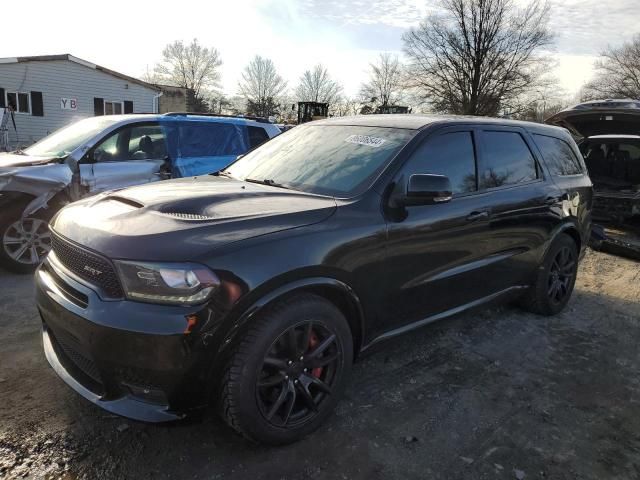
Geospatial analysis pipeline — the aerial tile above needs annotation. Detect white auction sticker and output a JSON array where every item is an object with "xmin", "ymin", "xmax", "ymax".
[{"xmin": 345, "ymin": 135, "xmax": 386, "ymax": 148}]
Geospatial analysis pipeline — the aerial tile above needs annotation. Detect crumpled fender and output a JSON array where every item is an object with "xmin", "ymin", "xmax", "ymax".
[{"xmin": 0, "ymin": 164, "xmax": 73, "ymax": 217}]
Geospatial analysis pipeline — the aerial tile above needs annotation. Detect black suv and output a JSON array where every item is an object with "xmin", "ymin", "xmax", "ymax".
[{"xmin": 36, "ymin": 115, "xmax": 593, "ymax": 444}]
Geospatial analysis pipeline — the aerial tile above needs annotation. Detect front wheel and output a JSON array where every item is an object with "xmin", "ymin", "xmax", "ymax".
[
  {"xmin": 0, "ymin": 207, "xmax": 52, "ymax": 273},
  {"xmin": 520, "ymin": 233, "xmax": 578, "ymax": 316},
  {"xmin": 220, "ymin": 294, "xmax": 353, "ymax": 445}
]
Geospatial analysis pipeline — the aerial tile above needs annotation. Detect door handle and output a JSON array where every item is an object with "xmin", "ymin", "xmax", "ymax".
[{"xmin": 466, "ymin": 210, "xmax": 489, "ymax": 221}]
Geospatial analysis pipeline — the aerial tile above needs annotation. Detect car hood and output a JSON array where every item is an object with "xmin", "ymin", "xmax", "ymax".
[
  {"xmin": 51, "ymin": 175, "xmax": 337, "ymax": 261},
  {"xmin": 546, "ymin": 100, "xmax": 640, "ymax": 138},
  {"xmin": 0, "ymin": 152, "xmax": 61, "ymax": 168}
]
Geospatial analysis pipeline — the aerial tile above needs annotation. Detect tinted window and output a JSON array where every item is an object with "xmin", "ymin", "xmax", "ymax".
[
  {"xmin": 179, "ymin": 122, "xmax": 247, "ymax": 157},
  {"xmin": 404, "ymin": 131, "xmax": 477, "ymax": 195},
  {"xmin": 248, "ymin": 126, "xmax": 270, "ymax": 148},
  {"xmin": 533, "ymin": 134, "xmax": 583, "ymax": 176},
  {"xmin": 226, "ymin": 125, "xmax": 415, "ymax": 197},
  {"xmin": 481, "ymin": 131, "xmax": 537, "ymax": 188}
]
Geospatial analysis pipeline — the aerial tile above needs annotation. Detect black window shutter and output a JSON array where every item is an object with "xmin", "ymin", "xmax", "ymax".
[
  {"xmin": 124, "ymin": 100, "xmax": 133, "ymax": 114},
  {"xmin": 94, "ymin": 97, "xmax": 104, "ymax": 116},
  {"xmin": 31, "ymin": 91, "xmax": 44, "ymax": 116},
  {"xmin": 0, "ymin": 88, "xmax": 5, "ymax": 108}
]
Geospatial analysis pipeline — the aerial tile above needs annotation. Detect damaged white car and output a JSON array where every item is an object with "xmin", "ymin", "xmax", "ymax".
[{"xmin": 0, "ymin": 113, "xmax": 280, "ymax": 272}]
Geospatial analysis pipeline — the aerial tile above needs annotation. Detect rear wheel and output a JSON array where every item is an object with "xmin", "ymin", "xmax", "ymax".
[
  {"xmin": 220, "ymin": 294, "xmax": 353, "ymax": 445},
  {"xmin": 0, "ymin": 207, "xmax": 52, "ymax": 273},
  {"xmin": 520, "ymin": 233, "xmax": 578, "ymax": 316}
]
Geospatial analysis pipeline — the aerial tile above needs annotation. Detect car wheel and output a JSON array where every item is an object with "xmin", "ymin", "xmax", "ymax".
[
  {"xmin": 0, "ymin": 206, "xmax": 52, "ymax": 274},
  {"xmin": 520, "ymin": 233, "xmax": 578, "ymax": 316},
  {"xmin": 220, "ymin": 293, "xmax": 353, "ymax": 445}
]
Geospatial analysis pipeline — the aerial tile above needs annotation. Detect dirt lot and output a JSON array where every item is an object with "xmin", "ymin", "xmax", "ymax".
[{"xmin": 1, "ymin": 249, "xmax": 639, "ymax": 480}]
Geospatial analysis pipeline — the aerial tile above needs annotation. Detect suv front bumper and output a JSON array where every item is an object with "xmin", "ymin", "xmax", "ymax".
[{"xmin": 36, "ymin": 256, "xmax": 215, "ymax": 422}]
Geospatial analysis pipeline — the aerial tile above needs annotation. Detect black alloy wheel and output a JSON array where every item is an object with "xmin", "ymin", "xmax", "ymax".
[
  {"xmin": 257, "ymin": 321, "xmax": 341, "ymax": 427},
  {"xmin": 220, "ymin": 294, "xmax": 353, "ymax": 445},
  {"xmin": 520, "ymin": 233, "xmax": 579, "ymax": 316},
  {"xmin": 547, "ymin": 245, "xmax": 576, "ymax": 305}
]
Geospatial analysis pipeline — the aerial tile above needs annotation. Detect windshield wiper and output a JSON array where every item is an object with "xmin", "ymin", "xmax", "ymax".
[{"xmin": 244, "ymin": 178, "xmax": 293, "ymax": 190}]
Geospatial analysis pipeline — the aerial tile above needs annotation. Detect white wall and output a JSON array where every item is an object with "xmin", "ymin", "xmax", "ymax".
[{"xmin": 0, "ymin": 59, "xmax": 157, "ymax": 148}]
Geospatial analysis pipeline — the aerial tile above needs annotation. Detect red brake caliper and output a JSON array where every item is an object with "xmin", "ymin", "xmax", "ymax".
[{"xmin": 308, "ymin": 331, "xmax": 323, "ymax": 378}]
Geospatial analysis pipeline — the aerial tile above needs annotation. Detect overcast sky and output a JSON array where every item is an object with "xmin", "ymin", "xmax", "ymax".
[{"xmin": 2, "ymin": 0, "xmax": 638, "ymax": 99}]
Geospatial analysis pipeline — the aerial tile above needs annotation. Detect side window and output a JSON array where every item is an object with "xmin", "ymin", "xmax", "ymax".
[
  {"xmin": 93, "ymin": 132, "xmax": 120, "ymax": 161},
  {"xmin": 533, "ymin": 134, "xmax": 583, "ymax": 176},
  {"xmin": 403, "ymin": 131, "xmax": 477, "ymax": 195},
  {"xmin": 127, "ymin": 125, "xmax": 167, "ymax": 159},
  {"xmin": 178, "ymin": 122, "xmax": 246, "ymax": 157},
  {"xmin": 480, "ymin": 131, "xmax": 537, "ymax": 189},
  {"xmin": 247, "ymin": 126, "xmax": 270, "ymax": 149},
  {"xmin": 92, "ymin": 123, "xmax": 166, "ymax": 162}
]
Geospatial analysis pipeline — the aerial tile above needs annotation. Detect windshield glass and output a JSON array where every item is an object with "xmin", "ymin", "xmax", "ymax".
[
  {"xmin": 225, "ymin": 125, "xmax": 416, "ymax": 197},
  {"xmin": 24, "ymin": 117, "xmax": 121, "ymax": 157}
]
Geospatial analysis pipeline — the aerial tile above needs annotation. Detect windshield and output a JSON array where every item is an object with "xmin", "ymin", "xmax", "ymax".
[
  {"xmin": 23, "ymin": 117, "xmax": 121, "ymax": 157},
  {"xmin": 225, "ymin": 125, "xmax": 416, "ymax": 197}
]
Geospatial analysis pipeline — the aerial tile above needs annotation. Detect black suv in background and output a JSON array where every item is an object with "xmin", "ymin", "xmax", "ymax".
[
  {"xmin": 36, "ymin": 115, "xmax": 592, "ymax": 444},
  {"xmin": 546, "ymin": 99, "xmax": 640, "ymax": 223}
]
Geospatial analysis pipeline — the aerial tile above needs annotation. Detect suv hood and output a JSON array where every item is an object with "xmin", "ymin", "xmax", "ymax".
[
  {"xmin": 546, "ymin": 100, "xmax": 640, "ymax": 138},
  {"xmin": 0, "ymin": 152, "xmax": 61, "ymax": 168},
  {"xmin": 51, "ymin": 175, "xmax": 337, "ymax": 261}
]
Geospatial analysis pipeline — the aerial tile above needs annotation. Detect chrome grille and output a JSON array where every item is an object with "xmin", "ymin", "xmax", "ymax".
[{"xmin": 50, "ymin": 232, "xmax": 123, "ymax": 298}]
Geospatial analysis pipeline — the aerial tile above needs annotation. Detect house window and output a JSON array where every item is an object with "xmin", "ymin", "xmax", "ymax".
[
  {"xmin": 104, "ymin": 101, "xmax": 123, "ymax": 115},
  {"xmin": 6, "ymin": 92, "xmax": 31, "ymax": 114}
]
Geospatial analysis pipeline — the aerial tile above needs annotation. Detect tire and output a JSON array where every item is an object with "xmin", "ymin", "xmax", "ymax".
[
  {"xmin": 520, "ymin": 233, "xmax": 579, "ymax": 316},
  {"xmin": 220, "ymin": 293, "xmax": 353, "ymax": 445},
  {"xmin": 0, "ymin": 205, "xmax": 52, "ymax": 274}
]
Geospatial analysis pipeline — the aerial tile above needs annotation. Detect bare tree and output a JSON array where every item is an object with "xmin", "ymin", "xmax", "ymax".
[
  {"xmin": 153, "ymin": 39, "xmax": 222, "ymax": 112},
  {"xmin": 583, "ymin": 35, "xmax": 640, "ymax": 100},
  {"xmin": 295, "ymin": 64, "xmax": 343, "ymax": 104},
  {"xmin": 359, "ymin": 53, "xmax": 405, "ymax": 107},
  {"xmin": 140, "ymin": 66, "xmax": 163, "ymax": 85},
  {"xmin": 403, "ymin": 0, "xmax": 552, "ymax": 116},
  {"xmin": 331, "ymin": 97, "xmax": 362, "ymax": 117},
  {"xmin": 238, "ymin": 56, "xmax": 288, "ymax": 118},
  {"xmin": 511, "ymin": 83, "xmax": 572, "ymax": 122}
]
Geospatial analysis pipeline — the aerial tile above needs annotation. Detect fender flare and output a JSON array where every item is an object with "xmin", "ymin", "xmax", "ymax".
[
  {"xmin": 541, "ymin": 221, "xmax": 583, "ymax": 261},
  {"xmin": 218, "ymin": 276, "xmax": 366, "ymax": 355}
]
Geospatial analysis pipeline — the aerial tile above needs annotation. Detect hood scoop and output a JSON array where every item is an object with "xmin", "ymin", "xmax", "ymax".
[{"xmin": 160, "ymin": 212, "xmax": 216, "ymax": 221}]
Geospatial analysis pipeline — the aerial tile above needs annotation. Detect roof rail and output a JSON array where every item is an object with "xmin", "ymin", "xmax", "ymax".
[{"xmin": 164, "ymin": 112, "xmax": 273, "ymax": 123}]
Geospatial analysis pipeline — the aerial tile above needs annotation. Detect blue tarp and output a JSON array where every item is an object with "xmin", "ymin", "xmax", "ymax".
[{"xmin": 161, "ymin": 118, "xmax": 253, "ymax": 177}]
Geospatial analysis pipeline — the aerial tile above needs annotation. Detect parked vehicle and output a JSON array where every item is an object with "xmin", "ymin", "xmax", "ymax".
[
  {"xmin": 546, "ymin": 99, "xmax": 640, "ymax": 223},
  {"xmin": 0, "ymin": 113, "xmax": 280, "ymax": 272},
  {"xmin": 36, "ymin": 114, "xmax": 592, "ymax": 444}
]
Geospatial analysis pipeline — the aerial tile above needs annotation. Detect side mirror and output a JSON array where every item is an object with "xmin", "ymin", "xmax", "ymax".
[{"xmin": 404, "ymin": 174, "xmax": 452, "ymax": 206}]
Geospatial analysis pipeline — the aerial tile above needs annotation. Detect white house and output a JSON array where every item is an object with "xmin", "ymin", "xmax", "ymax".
[{"xmin": 0, "ymin": 54, "xmax": 162, "ymax": 149}]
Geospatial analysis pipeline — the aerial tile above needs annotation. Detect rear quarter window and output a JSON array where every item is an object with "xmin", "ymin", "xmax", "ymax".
[
  {"xmin": 533, "ymin": 134, "xmax": 584, "ymax": 176},
  {"xmin": 247, "ymin": 126, "xmax": 271, "ymax": 148},
  {"xmin": 480, "ymin": 131, "xmax": 538, "ymax": 189}
]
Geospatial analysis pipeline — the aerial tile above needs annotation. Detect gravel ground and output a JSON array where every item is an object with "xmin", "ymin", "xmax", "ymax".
[{"xmin": 1, "ymin": 249, "xmax": 639, "ymax": 480}]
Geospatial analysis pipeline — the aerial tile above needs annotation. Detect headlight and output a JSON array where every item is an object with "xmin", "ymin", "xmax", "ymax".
[{"xmin": 114, "ymin": 261, "xmax": 220, "ymax": 306}]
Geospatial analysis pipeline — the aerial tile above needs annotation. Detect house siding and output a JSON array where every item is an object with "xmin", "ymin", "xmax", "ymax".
[{"xmin": 0, "ymin": 59, "xmax": 158, "ymax": 148}]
